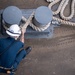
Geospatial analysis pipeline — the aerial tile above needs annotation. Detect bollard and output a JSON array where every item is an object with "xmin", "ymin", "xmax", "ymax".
[
  {"xmin": 33, "ymin": 6, "xmax": 53, "ymax": 27},
  {"xmin": 1, "ymin": 6, "xmax": 22, "ymax": 35},
  {"xmin": 2, "ymin": 6, "xmax": 22, "ymax": 27},
  {"xmin": 0, "ymin": 6, "xmax": 54, "ymax": 38}
]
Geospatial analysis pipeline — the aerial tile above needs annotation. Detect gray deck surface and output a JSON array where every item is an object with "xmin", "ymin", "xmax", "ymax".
[{"xmin": 0, "ymin": 0, "xmax": 75, "ymax": 75}]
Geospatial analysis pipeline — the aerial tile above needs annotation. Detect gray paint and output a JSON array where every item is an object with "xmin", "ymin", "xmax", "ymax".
[
  {"xmin": 0, "ymin": 9, "xmax": 53, "ymax": 38},
  {"xmin": 3, "ymin": 6, "xmax": 22, "ymax": 25},
  {"xmin": 33, "ymin": 6, "xmax": 53, "ymax": 26}
]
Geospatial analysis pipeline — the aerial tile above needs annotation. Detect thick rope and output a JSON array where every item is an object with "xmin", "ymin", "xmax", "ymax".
[
  {"xmin": 53, "ymin": 17, "xmax": 75, "ymax": 26},
  {"xmin": 47, "ymin": 0, "xmax": 55, "ymax": 2},
  {"xmin": 47, "ymin": 0, "xmax": 75, "ymax": 26},
  {"xmin": 21, "ymin": 12, "xmax": 35, "ymax": 32},
  {"xmin": 60, "ymin": 0, "xmax": 75, "ymax": 20},
  {"xmin": 48, "ymin": 0, "xmax": 75, "ymax": 20},
  {"xmin": 22, "ymin": 12, "xmax": 51, "ymax": 32},
  {"xmin": 3, "ymin": 0, "xmax": 75, "ymax": 32},
  {"xmin": 3, "ymin": 12, "xmax": 51, "ymax": 32},
  {"xmin": 48, "ymin": 0, "xmax": 62, "ymax": 15}
]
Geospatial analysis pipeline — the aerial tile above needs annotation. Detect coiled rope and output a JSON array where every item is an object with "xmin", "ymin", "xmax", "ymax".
[
  {"xmin": 21, "ymin": 0, "xmax": 75, "ymax": 31},
  {"xmin": 3, "ymin": 0, "xmax": 75, "ymax": 32},
  {"xmin": 21, "ymin": 12, "xmax": 51, "ymax": 32},
  {"xmin": 47, "ymin": 0, "xmax": 75, "ymax": 26},
  {"xmin": 3, "ymin": 12, "xmax": 50, "ymax": 32}
]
